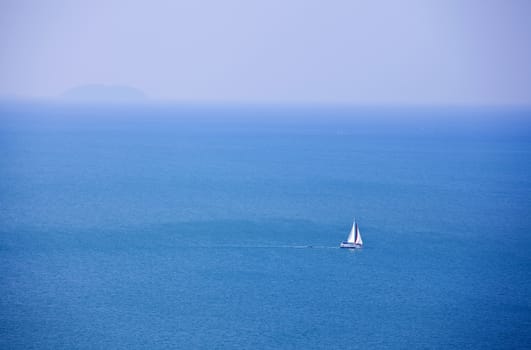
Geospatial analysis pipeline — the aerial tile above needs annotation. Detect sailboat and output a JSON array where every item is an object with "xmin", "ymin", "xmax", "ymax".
[{"xmin": 340, "ymin": 220, "xmax": 363, "ymax": 248}]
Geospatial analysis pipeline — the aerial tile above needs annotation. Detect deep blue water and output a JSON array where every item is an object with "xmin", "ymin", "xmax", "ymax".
[{"xmin": 1, "ymin": 103, "xmax": 531, "ymax": 349}]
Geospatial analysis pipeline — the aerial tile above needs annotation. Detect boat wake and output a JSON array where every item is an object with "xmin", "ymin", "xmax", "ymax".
[{"xmin": 194, "ymin": 245, "xmax": 338, "ymax": 249}]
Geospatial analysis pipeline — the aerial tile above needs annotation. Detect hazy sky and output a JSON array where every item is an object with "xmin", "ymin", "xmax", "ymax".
[{"xmin": 1, "ymin": 0, "xmax": 530, "ymax": 104}]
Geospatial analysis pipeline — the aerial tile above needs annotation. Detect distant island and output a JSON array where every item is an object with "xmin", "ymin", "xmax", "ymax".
[{"xmin": 62, "ymin": 84, "xmax": 147, "ymax": 102}]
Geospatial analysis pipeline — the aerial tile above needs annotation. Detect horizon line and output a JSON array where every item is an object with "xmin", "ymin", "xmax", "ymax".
[{"xmin": 1, "ymin": 95, "xmax": 531, "ymax": 110}]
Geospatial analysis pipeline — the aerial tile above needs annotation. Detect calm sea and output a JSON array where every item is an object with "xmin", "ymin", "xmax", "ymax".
[{"xmin": 1, "ymin": 103, "xmax": 530, "ymax": 349}]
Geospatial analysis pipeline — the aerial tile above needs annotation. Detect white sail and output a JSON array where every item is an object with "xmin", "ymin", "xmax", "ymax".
[
  {"xmin": 346, "ymin": 222, "xmax": 356, "ymax": 243},
  {"xmin": 354, "ymin": 224, "xmax": 363, "ymax": 245}
]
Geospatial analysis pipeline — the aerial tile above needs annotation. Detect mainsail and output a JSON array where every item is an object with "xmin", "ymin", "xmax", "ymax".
[{"xmin": 346, "ymin": 221, "xmax": 356, "ymax": 243}]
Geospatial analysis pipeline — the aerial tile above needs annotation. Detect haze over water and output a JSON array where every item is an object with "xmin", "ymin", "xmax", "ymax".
[{"xmin": 1, "ymin": 102, "xmax": 530, "ymax": 349}]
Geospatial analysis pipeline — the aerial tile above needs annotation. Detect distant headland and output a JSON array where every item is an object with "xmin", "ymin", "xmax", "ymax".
[{"xmin": 62, "ymin": 84, "xmax": 147, "ymax": 102}]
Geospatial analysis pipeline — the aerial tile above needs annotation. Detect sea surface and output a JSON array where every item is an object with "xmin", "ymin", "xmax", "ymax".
[{"xmin": 1, "ymin": 103, "xmax": 530, "ymax": 349}]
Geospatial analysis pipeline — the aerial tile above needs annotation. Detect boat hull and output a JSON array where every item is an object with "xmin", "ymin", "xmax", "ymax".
[{"xmin": 340, "ymin": 242, "xmax": 362, "ymax": 249}]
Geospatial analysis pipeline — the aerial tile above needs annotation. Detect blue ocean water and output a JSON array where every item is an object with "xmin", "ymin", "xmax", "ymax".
[{"xmin": 1, "ymin": 103, "xmax": 530, "ymax": 349}]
